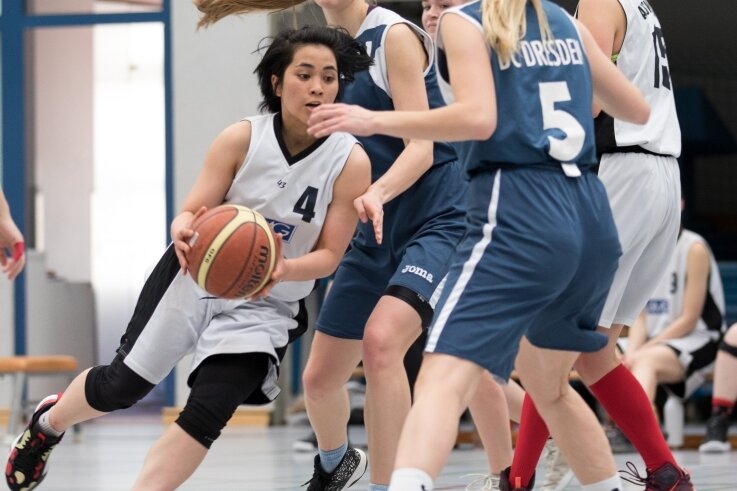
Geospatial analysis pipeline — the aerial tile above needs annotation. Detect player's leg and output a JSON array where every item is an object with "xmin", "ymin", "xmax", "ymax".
[
  {"xmin": 302, "ymin": 331, "xmax": 367, "ymax": 490},
  {"xmin": 364, "ymin": 161, "xmax": 466, "ymax": 488},
  {"xmin": 303, "ymin": 332, "xmax": 363, "ymax": 452},
  {"xmin": 468, "ymin": 373, "xmax": 515, "ymax": 478},
  {"xmin": 393, "ymin": 354, "xmax": 485, "ymax": 483},
  {"xmin": 577, "ymin": 156, "xmax": 684, "ymax": 474},
  {"xmin": 131, "ymin": 352, "xmax": 271, "ymax": 490},
  {"xmin": 6, "ymin": 247, "xmax": 195, "ymax": 491},
  {"xmin": 628, "ymin": 344, "xmax": 685, "ymax": 401},
  {"xmin": 361, "ymin": 294, "xmax": 424, "ymax": 485},
  {"xmin": 713, "ymin": 325, "xmax": 737, "ymax": 407},
  {"xmin": 516, "ymin": 339, "xmax": 618, "ymax": 487},
  {"xmin": 701, "ymin": 324, "xmax": 737, "ymax": 452}
]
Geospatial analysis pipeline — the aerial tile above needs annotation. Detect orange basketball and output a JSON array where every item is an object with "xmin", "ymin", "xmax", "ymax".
[{"xmin": 186, "ymin": 205, "xmax": 277, "ymax": 299}]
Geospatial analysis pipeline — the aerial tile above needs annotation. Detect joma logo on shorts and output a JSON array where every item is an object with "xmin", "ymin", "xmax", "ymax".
[{"xmin": 401, "ymin": 265, "xmax": 433, "ymax": 283}]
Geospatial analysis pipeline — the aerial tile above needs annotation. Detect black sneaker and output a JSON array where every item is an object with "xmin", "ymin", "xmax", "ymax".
[
  {"xmin": 303, "ymin": 447, "xmax": 367, "ymax": 490},
  {"xmin": 699, "ymin": 412, "xmax": 731, "ymax": 453},
  {"xmin": 5, "ymin": 394, "xmax": 65, "ymax": 491},
  {"xmin": 499, "ymin": 466, "xmax": 535, "ymax": 491}
]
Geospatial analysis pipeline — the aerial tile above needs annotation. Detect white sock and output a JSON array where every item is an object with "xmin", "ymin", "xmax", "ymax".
[
  {"xmin": 37, "ymin": 411, "xmax": 64, "ymax": 436},
  {"xmin": 389, "ymin": 468, "xmax": 433, "ymax": 491},
  {"xmin": 581, "ymin": 474, "xmax": 622, "ymax": 491}
]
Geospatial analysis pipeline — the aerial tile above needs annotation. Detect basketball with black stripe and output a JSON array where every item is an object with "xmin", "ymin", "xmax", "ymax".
[{"xmin": 186, "ymin": 204, "xmax": 276, "ymax": 299}]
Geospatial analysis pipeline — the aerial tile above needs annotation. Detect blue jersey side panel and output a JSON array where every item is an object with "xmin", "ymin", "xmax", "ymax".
[
  {"xmin": 438, "ymin": 0, "xmax": 596, "ymax": 172},
  {"xmin": 344, "ymin": 7, "xmax": 456, "ymax": 182}
]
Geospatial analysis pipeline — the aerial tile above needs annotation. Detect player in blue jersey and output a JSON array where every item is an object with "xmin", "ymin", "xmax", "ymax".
[
  {"xmin": 300, "ymin": 3, "xmax": 467, "ymax": 489},
  {"xmin": 307, "ymin": 0, "xmax": 650, "ymax": 489},
  {"xmin": 197, "ymin": 2, "xmax": 468, "ymax": 489},
  {"xmin": 509, "ymin": 1, "xmax": 694, "ymax": 490},
  {"xmin": 424, "ymin": 4, "xmax": 532, "ymax": 490}
]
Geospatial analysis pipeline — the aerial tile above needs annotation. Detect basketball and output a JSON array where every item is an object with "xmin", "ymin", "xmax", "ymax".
[{"xmin": 186, "ymin": 204, "xmax": 277, "ymax": 299}]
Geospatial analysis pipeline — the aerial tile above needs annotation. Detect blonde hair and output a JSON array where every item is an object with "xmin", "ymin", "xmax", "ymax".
[
  {"xmin": 194, "ymin": 0, "xmax": 307, "ymax": 28},
  {"xmin": 481, "ymin": 0, "xmax": 552, "ymax": 65}
]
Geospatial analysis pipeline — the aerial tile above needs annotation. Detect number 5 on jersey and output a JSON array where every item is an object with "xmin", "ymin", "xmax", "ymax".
[{"xmin": 539, "ymin": 81, "xmax": 585, "ymax": 162}]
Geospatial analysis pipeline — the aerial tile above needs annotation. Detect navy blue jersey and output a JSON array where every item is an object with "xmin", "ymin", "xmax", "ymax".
[
  {"xmin": 436, "ymin": 0, "xmax": 597, "ymax": 173},
  {"xmin": 344, "ymin": 6, "xmax": 456, "ymax": 182}
]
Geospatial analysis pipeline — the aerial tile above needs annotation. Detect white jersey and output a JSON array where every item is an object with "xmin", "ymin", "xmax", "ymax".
[
  {"xmin": 224, "ymin": 113, "xmax": 358, "ymax": 302},
  {"xmin": 645, "ymin": 229, "xmax": 726, "ymax": 339},
  {"xmin": 604, "ymin": 0, "xmax": 681, "ymax": 157}
]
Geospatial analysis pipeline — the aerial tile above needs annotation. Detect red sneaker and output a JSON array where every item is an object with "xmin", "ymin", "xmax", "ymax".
[{"xmin": 5, "ymin": 394, "xmax": 65, "ymax": 491}]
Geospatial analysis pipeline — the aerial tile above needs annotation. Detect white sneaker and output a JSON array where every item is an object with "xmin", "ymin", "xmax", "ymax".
[
  {"xmin": 539, "ymin": 439, "xmax": 573, "ymax": 491},
  {"xmin": 464, "ymin": 473, "xmax": 500, "ymax": 491}
]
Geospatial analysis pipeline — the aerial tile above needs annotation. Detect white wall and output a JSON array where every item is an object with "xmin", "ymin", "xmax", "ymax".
[
  {"xmin": 91, "ymin": 22, "xmax": 167, "ymax": 363},
  {"xmin": 171, "ymin": 3, "xmax": 269, "ymax": 405},
  {"xmin": 32, "ymin": 26, "xmax": 94, "ymax": 282}
]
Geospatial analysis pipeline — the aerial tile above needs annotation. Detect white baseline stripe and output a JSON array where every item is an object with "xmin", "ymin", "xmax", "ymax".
[{"xmin": 427, "ymin": 170, "xmax": 502, "ymax": 351}]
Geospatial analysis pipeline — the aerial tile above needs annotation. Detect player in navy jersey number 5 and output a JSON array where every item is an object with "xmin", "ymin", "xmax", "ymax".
[
  {"xmin": 510, "ymin": 1, "xmax": 694, "ymax": 489},
  {"xmin": 307, "ymin": 0, "xmax": 650, "ymax": 489}
]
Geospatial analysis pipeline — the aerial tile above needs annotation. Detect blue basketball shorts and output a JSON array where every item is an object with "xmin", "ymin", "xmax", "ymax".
[
  {"xmin": 316, "ymin": 161, "xmax": 467, "ymax": 340},
  {"xmin": 425, "ymin": 165, "xmax": 621, "ymax": 380}
]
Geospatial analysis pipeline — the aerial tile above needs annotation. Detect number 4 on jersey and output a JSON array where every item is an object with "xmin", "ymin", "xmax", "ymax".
[{"xmin": 293, "ymin": 186, "xmax": 318, "ymax": 223}]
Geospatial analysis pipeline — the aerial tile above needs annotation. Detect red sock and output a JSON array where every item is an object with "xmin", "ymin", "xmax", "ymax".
[
  {"xmin": 712, "ymin": 397, "xmax": 734, "ymax": 415},
  {"xmin": 589, "ymin": 363, "xmax": 676, "ymax": 470},
  {"xmin": 510, "ymin": 394, "xmax": 549, "ymax": 488}
]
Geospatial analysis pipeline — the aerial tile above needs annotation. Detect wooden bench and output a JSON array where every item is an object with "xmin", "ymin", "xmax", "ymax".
[{"xmin": 0, "ymin": 356, "xmax": 78, "ymax": 436}]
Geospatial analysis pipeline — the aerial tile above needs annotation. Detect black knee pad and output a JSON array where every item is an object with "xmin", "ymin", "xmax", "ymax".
[
  {"xmin": 85, "ymin": 356, "xmax": 155, "ymax": 412},
  {"xmin": 176, "ymin": 353, "xmax": 270, "ymax": 449},
  {"xmin": 385, "ymin": 284, "xmax": 434, "ymax": 328},
  {"xmin": 719, "ymin": 339, "xmax": 737, "ymax": 358}
]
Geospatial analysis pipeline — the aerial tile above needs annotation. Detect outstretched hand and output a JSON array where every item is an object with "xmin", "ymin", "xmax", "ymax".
[{"xmin": 307, "ymin": 103, "xmax": 378, "ymax": 138}]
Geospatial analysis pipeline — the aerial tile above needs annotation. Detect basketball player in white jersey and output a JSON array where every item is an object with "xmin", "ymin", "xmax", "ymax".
[
  {"xmin": 624, "ymin": 221, "xmax": 726, "ymax": 408},
  {"xmin": 6, "ymin": 26, "xmax": 374, "ymax": 491},
  {"xmin": 0, "ymin": 187, "xmax": 25, "ymax": 280},
  {"xmin": 510, "ymin": 1, "xmax": 693, "ymax": 489}
]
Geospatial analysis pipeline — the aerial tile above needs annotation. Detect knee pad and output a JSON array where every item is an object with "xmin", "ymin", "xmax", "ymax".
[
  {"xmin": 176, "ymin": 353, "xmax": 270, "ymax": 448},
  {"xmin": 719, "ymin": 339, "xmax": 737, "ymax": 358},
  {"xmin": 175, "ymin": 381, "xmax": 245, "ymax": 449},
  {"xmin": 385, "ymin": 284, "xmax": 434, "ymax": 328},
  {"xmin": 85, "ymin": 356, "xmax": 155, "ymax": 412}
]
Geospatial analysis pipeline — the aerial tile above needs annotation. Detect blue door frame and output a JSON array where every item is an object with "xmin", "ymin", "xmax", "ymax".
[{"xmin": 0, "ymin": 1, "xmax": 175, "ymax": 403}]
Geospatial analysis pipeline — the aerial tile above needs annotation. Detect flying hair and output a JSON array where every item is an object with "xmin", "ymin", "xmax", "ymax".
[
  {"xmin": 481, "ymin": 0, "xmax": 552, "ymax": 65},
  {"xmin": 194, "ymin": 0, "xmax": 308, "ymax": 28}
]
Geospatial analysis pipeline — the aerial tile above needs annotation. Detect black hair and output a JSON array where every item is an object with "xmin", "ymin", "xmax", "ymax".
[{"xmin": 254, "ymin": 25, "xmax": 373, "ymax": 113}]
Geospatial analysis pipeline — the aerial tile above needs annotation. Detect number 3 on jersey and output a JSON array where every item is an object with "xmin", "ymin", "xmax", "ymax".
[
  {"xmin": 293, "ymin": 186, "xmax": 318, "ymax": 223},
  {"xmin": 538, "ymin": 81, "xmax": 585, "ymax": 162}
]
